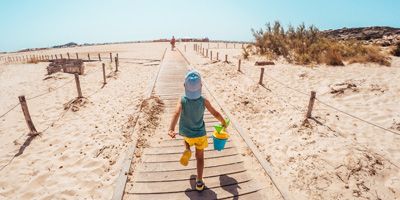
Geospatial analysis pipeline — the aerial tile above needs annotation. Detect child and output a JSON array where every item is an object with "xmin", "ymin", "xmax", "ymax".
[{"xmin": 168, "ymin": 70, "xmax": 226, "ymax": 191}]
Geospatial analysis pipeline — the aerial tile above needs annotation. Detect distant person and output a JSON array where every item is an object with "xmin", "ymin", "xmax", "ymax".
[
  {"xmin": 170, "ymin": 36, "xmax": 176, "ymax": 50},
  {"xmin": 168, "ymin": 70, "xmax": 227, "ymax": 192}
]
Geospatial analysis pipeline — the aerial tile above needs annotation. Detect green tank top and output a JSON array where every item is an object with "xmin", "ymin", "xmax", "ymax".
[{"xmin": 179, "ymin": 96, "xmax": 206, "ymax": 138}]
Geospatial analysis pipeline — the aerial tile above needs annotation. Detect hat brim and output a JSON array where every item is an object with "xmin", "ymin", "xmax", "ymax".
[{"xmin": 185, "ymin": 88, "xmax": 201, "ymax": 99}]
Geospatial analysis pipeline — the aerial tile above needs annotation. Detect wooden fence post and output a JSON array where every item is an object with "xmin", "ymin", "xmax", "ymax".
[
  {"xmin": 67, "ymin": 53, "xmax": 70, "ymax": 60},
  {"xmin": 305, "ymin": 91, "xmax": 316, "ymax": 118},
  {"xmin": 18, "ymin": 95, "xmax": 38, "ymax": 135},
  {"xmin": 210, "ymin": 51, "xmax": 213, "ymax": 60},
  {"xmin": 60, "ymin": 54, "xmax": 63, "ymax": 59},
  {"xmin": 98, "ymin": 53, "xmax": 101, "ymax": 61},
  {"xmin": 259, "ymin": 68, "xmax": 265, "ymax": 85},
  {"xmin": 55, "ymin": 55, "xmax": 58, "ymax": 60},
  {"xmin": 238, "ymin": 59, "xmax": 241, "ymax": 71},
  {"xmin": 116, "ymin": 53, "xmax": 119, "ymax": 59},
  {"xmin": 225, "ymin": 54, "xmax": 228, "ymax": 62},
  {"xmin": 74, "ymin": 73, "xmax": 83, "ymax": 98},
  {"xmin": 115, "ymin": 57, "xmax": 119, "ymax": 72},
  {"xmin": 88, "ymin": 53, "xmax": 90, "ymax": 61},
  {"xmin": 217, "ymin": 52, "xmax": 219, "ymax": 61},
  {"xmin": 110, "ymin": 53, "xmax": 112, "ymax": 62},
  {"xmin": 76, "ymin": 53, "xmax": 79, "ymax": 59},
  {"xmin": 102, "ymin": 63, "xmax": 106, "ymax": 84},
  {"xmin": 206, "ymin": 49, "xmax": 208, "ymax": 57},
  {"xmin": 51, "ymin": 55, "xmax": 54, "ymax": 60},
  {"xmin": 184, "ymin": 45, "xmax": 186, "ymax": 52}
]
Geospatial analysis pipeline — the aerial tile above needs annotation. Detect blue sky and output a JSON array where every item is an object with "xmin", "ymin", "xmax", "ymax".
[{"xmin": 0, "ymin": 0, "xmax": 399, "ymax": 52}]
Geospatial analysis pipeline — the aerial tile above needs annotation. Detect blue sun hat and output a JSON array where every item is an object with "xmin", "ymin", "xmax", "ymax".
[{"xmin": 184, "ymin": 70, "xmax": 202, "ymax": 99}]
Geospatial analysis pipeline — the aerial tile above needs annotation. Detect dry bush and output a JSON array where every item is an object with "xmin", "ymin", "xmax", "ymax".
[
  {"xmin": 249, "ymin": 21, "xmax": 391, "ymax": 66},
  {"xmin": 324, "ymin": 48, "xmax": 344, "ymax": 66},
  {"xmin": 242, "ymin": 46, "xmax": 250, "ymax": 59},
  {"xmin": 347, "ymin": 45, "xmax": 390, "ymax": 66},
  {"xmin": 393, "ymin": 43, "xmax": 400, "ymax": 57}
]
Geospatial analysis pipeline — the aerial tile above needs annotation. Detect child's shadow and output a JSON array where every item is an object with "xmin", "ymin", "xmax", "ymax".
[
  {"xmin": 184, "ymin": 175, "xmax": 217, "ymax": 200},
  {"xmin": 220, "ymin": 174, "xmax": 240, "ymax": 200},
  {"xmin": 184, "ymin": 174, "xmax": 240, "ymax": 200}
]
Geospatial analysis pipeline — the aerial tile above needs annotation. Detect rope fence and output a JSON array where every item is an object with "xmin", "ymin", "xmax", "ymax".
[{"xmin": 189, "ymin": 42, "xmax": 400, "ymax": 136}]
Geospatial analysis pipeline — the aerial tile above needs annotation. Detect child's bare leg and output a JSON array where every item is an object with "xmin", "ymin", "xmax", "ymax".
[{"xmin": 195, "ymin": 148, "xmax": 204, "ymax": 180}]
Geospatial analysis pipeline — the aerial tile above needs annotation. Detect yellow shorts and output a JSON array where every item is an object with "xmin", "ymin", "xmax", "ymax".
[{"xmin": 184, "ymin": 135, "xmax": 208, "ymax": 150}]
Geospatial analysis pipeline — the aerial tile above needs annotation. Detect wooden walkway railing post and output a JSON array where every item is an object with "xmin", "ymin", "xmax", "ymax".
[
  {"xmin": 225, "ymin": 54, "xmax": 228, "ymax": 62},
  {"xmin": 259, "ymin": 68, "xmax": 265, "ymax": 85},
  {"xmin": 88, "ymin": 53, "xmax": 91, "ymax": 61},
  {"xmin": 102, "ymin": 63, "xmax": 107, "ymax": 84},
  {"xmin": 115, "ymin": 57, "xmax": 119, "ymax": 72},
  {"xmin": 74, "ymin": 73, "xmax": 83, "ymax": 98},
  {"xmin": 60, "ymin": 54, "xmax": 63, "ymax": 59},
  {"xmin": 110, "ymin": 53, "xmax": 112, "ymax": 62},
  {"xmin": 305, "ymin": 91, "xmax": 316, "ymax": 119},
  {"xmin": 18, "ymin": 95, "xmax": 38, "ymax": 135},
  {"xmin": 238, "ymin": 59, "xmax": 241, "ymax": 72},
  {"xmin": 98, "ymin": 53, "xmax": 101, "ymax": 61},
  {"xmin": 216, "ymin": 52, "xmax": 219, "ymax": 61},
  {"xmin": 76, "ymin": 53, "xmax": 79, "ymax": 59},
  {"xmin": 210, "ymin": 51, "xmax": 212, "ymax": 60},
  {"xmin": 67, "ymin": 53, "xmax": 70, "ymax": 60}
]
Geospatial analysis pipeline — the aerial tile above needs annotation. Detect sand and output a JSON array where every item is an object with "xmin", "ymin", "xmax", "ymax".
[
  {"xmin": 179, "ymin": 42, "xmax": 400, "ymax": 200},
  {"xmin": 1, "ymin": 41, "xmax": 399, "ymax": 199},
  {"xmin": 0, "ymin": 43, "xmax": 167, "ymax": 199}
]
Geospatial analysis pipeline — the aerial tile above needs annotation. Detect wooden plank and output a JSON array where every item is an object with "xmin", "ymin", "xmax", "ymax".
[
  {"xmin": 127, "ymin": 171, "xmax": 251, "ymax": 193},
  {"xmin": 143, "ymin": 148, "xmax": 238, "ymax": 163},
  {"xmin": 124, "ymin": 180, "xmax": 263, "ymax": 200},
  {"xmin": 134, "ymin": 161, "xmax": 245, "ymax": 182},
  {"xmin": 136, "ymin": 155, "xmax": 241, "ymax": 172},
  {"xmin": 143, "ymin": 145, "xmax": 235, "ymax": 156}
]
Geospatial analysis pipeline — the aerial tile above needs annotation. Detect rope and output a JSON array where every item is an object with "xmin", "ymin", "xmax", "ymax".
[
  {"xmin": 0, "ymin": 103, "xmax": 21, "ymax": 119},
  {"xmin": 191, "ymin": 46, "xmax": 400, "ymax": 136},
  {"xmin": 315, "ymin": 98, "xmax": 400, "ymax": 136},
  {"xmin": 1, "ymin": 64, "xmax": 103, "ymax": 119},
  {"xmin": 26, "ymin": 78, "xmax": 75, "ymax": 101}
]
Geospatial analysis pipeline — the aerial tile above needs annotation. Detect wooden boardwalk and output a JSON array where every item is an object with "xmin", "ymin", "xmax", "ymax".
[{"xmin": 122, "ymin": 50, "xmax": 269, "ymax": 200}]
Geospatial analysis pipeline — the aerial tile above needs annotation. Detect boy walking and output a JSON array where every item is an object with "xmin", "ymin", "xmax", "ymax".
[{"xmin": 168, "ymin": 70, "xmax": 226, "ymax": 191}]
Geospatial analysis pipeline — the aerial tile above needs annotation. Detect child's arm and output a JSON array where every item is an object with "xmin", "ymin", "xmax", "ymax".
[
  {"xmin": 168, "ymin": 98, "xmax": 182, "ymax": 138},
  {"xmin": 204, "ymin": 98, "xmax": 227, "ymax": 127}
]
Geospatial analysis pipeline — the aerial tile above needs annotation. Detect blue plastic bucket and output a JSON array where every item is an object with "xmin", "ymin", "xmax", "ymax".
[{"xmin": 213, "ymin": 136, "xmax": 227, "ymax": 151}]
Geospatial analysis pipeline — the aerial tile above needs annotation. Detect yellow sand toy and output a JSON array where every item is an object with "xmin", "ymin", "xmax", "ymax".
[{"xmin": 212, "ymin": 119, "xmax": 230, "ymax": 151}]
